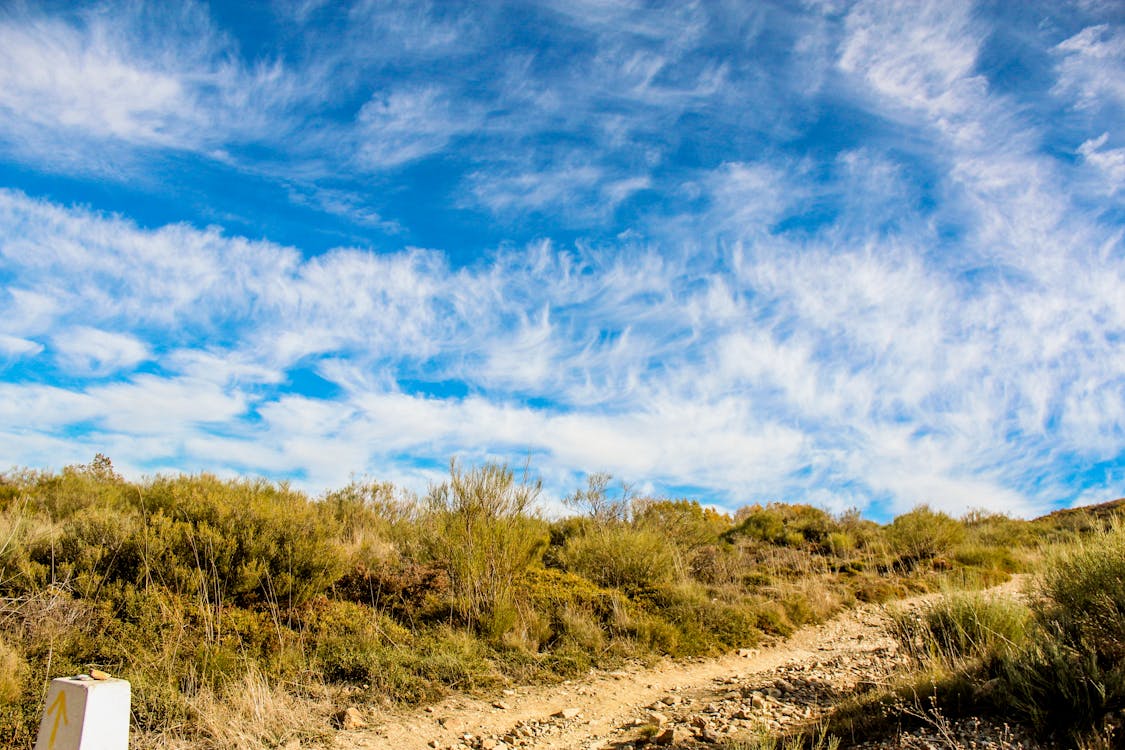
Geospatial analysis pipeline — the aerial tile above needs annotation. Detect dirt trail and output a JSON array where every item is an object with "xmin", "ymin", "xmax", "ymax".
[{"xmin": 336, "ymin": 578, "xmax": 1027, "ymax": 750}]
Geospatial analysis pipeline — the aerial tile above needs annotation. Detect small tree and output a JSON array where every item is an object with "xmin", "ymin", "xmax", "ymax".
[{"xmin": 564, "ymin": 473, "xmax": 632, "ymax": 526}]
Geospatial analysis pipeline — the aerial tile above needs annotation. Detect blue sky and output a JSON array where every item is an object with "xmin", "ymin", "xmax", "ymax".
[{"xmin": 1, "ymin": 0, "xmax": 1123, "ymax": 520}]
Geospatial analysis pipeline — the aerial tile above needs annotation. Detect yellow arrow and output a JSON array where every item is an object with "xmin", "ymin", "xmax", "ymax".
[{"xmin": 46, "ymin": 689, "xmax": 68, "ymax": 749}]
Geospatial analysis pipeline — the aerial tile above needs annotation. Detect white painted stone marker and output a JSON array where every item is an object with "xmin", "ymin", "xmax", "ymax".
[{"xmin": 34, "ymin": 676, "xmax": 130, "ymax": 750}]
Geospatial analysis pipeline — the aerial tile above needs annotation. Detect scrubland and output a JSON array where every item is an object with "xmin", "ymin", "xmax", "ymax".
[
  {"xmin": 822, "ymin": 518, "xmax": 1125, "ymax": 749},
  {"xmin": 0, "ymin": 455, "xmax": 1118, "ymax": 748}
]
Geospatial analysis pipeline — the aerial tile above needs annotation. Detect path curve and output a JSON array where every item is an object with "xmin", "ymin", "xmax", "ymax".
[{"xmin": 335, "ymin": 578, "xmax": 1027, "ymax": 750}]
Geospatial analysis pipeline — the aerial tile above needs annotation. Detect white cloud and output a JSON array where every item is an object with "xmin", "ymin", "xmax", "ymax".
[
  {"xmin": 0, "ymin": 334, "xmax": 42, "ymax": 358},
  {"xmin": 0, "ymin": 17, "xmax": 187, "ymax": 145},
  {"xmin": 1079, "ymin": 133, "xmax": 1125, "ymax": 194},
  {"xmin": 0, "ymin": 376, "xmax": 246, "ymax": 435},
  {"xmin": 52, "ymin": 327, "xmax": 149, "ymax": 376},
  {"xmin": 165, "ymin": 349, "xmax": 284, "ymax": 386},
  {"xmin": 465, "ymin": 162, "xmax": 651, "ymax": 220},
  {"xmin": 355, "ymin": 86, "xmax": 482, "ymax": 169},
  {"xmin": 1054, "ymin": 24, "xmax": 1125, "ymax": 111},
  {"xmin": 838, "ymin": 0, "xmax": 982, "ymax": 121},
  {"xmin": 0, "ymin": 5, "xmax": 306, "ymax": 175}
]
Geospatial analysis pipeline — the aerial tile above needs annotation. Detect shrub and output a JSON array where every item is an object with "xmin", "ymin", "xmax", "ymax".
[
  {"xmin": 1036, "ymin": 521, "xmax": 1125, "ymax": 663},
  {"xmin": 891, "ymin": 591, "xmax": 1032, "ymax": 668},
  {"xmin": 334, "ymin": 558, "xmax": 451, "ymax": 623},
  {"xmin": 888, "ymin": 505, "xmax": 964, "ymax": 564},
  {"xmin": 139, "ymin": 475, "xmax": 346, "ymax": 608},
  {"xmin": 424, "ymin": 461, "xmax": 549, "ymax": 636},
  {"xmin": 563, "ymin": 472, "xmax": 631, "ymax": 526},
  {"xmin": 991, "ymin": 636, "xmax": 1125, "ymax": 747},
  {"xmin": 727, "ymin": 503, "xmax": 836, "ymax": 549},
  {"xmin": 0, "ymin": 636, "xmax": 26, "ymax": 704},
  {"xmin": 44, "ymin": 505, "xmax": 146, "ymax": 598},
  {"xmin": 561, "ymin": 525, "xmax": 677, "ymax": 591},
  {"xmin": 632, "ymin": 498, "xmax": 729, "ymax": 552},
  {"xmin": 962, "ymin": 509, "xmax": 1034, "ymax": 548}
]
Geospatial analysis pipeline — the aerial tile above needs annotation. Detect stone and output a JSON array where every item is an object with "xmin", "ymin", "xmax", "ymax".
[
  {"xmin": 334, "ymin": 707, "xmax": 367, "ymax": 730},
  {"xmin": 647, "ymin": 711, "xmax": 668, "ymax": 726},
  {"xmin": 751, "ymin": 694, "xmax": 767, "ymax": 709},
  {"xmin": 555, "ymin": 707, "xmax": 582, "ymax": 719},
  {"xmin": 651, "ymin": 727, "xmax": 685, "ymax": 746}
]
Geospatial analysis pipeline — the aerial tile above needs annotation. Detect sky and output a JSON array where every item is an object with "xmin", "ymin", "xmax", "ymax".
[{"xmin": 0, "ymin": 0, "xmax": 1123, "ymax": 521}]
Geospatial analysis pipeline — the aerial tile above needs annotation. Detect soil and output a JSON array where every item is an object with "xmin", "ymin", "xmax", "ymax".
[{"xmin": 334, "ymin": 578, "xmax": 1039, "ymax": 750}]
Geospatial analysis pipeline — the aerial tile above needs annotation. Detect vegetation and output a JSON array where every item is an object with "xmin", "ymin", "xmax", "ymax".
[
  {"xmin": 0, "ymin": 455, "xmax": 1113, "ymax": 748},
  {"xmin": 822, "ymin": 513, "xmax": 1125, "ymax": 749}
]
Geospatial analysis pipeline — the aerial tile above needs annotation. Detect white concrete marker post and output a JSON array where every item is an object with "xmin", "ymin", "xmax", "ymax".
[{"xmin": 34, "ymin": 676, "xmax": 130, "ymax": 750}]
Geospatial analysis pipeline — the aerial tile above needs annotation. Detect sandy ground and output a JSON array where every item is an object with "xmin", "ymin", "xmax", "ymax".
[{"xmin": 334, "ymin": 578, "xmax": 1029, "ymax": 750}]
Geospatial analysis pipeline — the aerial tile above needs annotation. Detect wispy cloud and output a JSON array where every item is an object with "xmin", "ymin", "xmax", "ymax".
[
  {"xmin": 2, "ymin": 175, "xmax": 1122, "ymax": 516},
  {"xmin": 0, "ymin": 1, "xmax": 1121, "ymax": 519},
  {"xmin": 0, "ymin": 3, "xmax": 308, "ymax": 177},
  {"xmin": 354, "ymin": 85, "xmax": 484, "ymax": 169},
  {"xmin": 51, "ymin": 327, "xmax": 149, "ymax": 376},
  {"xmin": 1054, "ymin": 24, "xmax": 1125, "ymax": 111}
]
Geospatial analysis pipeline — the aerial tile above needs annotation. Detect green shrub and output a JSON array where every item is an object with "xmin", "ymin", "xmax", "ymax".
[
  {"xmin": 823, "ymin": 531, "xmax": 855, "ymax": 556},
  {"xmin": 0, "ymin": 636, "xmax": 26, "ymax": 704},
  {"xmin": 1036, "ymin": 522, "xmax": 1125, "ymax": 663},
  {"xmin": 633, "ymin": 498, "xmax": 729, "ymax": 552},
  {"xmin": 424, "ymin": 462, "xmax": 549, "ymax": 636},
  {"xmin": 962, "ymin": 509, "xmax": 1034, "ymax": 548},
  {"xmin": 992, "ymin": 636, "xmax": 1125, "ymax": 747},
  {"xmin": 951, "ymin": 543, "xmax": 1022, "ymax": 573},
  {"xmin": 880, "ymin": 523, "xmax": 1125, "ymax": 746},
  {"xmin": 140, "ymin": 475, "xmax": 347, "ymax": 608},
  {"xmin": 688, "ymin": 544, "xmax": 740, "ymax": 585},
  {"xmin": 888, "ymin": 505, "xmax": 964, "ymax": 563},
  {"xmin": 561, "ymin": 525, "xmax": 677, "ymax": 590},
  {"xmin": 727, "ymin": 503, "xmax": 836, "ymax": 549}
]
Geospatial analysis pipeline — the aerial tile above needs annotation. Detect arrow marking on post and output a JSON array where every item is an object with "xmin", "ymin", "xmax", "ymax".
[{"xmin": 46, "ymin": 690, "xmax": 68, "ymax": 750}]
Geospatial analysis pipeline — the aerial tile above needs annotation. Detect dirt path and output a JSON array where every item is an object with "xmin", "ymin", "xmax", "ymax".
[{"xmin": 335, "ymin": 579, "xmax": 1027, "ymax": 750}]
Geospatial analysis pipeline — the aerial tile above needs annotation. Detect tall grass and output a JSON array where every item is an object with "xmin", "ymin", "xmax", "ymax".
[{"xmin": 890, "ymin": 590, "xmax": 1031, "ymax": 668}]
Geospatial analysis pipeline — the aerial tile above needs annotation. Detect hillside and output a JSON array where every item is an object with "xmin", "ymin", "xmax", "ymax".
[{"xmin": 0, "ymin": 457, "xmax": 1121, "ymax": 748}]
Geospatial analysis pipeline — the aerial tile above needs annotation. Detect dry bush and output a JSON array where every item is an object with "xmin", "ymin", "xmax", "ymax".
[
  {"xmin": 0, "ymin": 635, "xmax": 26, "ymax": 704},
  {"xmin": 186, "ymin": 666, "xmax": 331, "ymax": 750}
]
